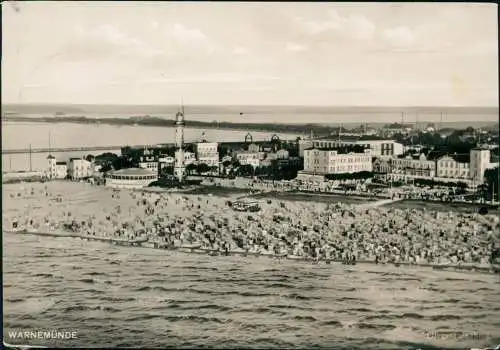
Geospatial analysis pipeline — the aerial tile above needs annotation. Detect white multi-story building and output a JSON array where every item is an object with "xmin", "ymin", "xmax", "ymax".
[
  {"xmin": 303, "ymin": 148, "xmax": 372, "ymax": 175},
  {"xmin": 138, "ymin": 148, "xmax": 157, "ymax": 168},
  {"xmin": 234, "ymin": 151, "xmax": 266, "ymax": 168},
  {"xmin": 179, "ymin": 151, "xmax": 196, "ymax": 166},
  {"xmin": 195, "ymin": 141, "xmax": 219, "ymax": 167},
  {"xmin": 470, "ymin": 148, "xmax": 491, "ymax": 184},
  {"xmin": 158, "ymin": 156, "xmax": 175, "ymax": 166},
  {"xmin": 266, "ymin": 149, "xmax": 290, "ymax": 160},
  {"xmin": 47, "ymin": 155, "xmax": 68, "ymax": 179},
  {"xmin": 54, "ymin": 162, "xmax": 68, "ymax": 179},
  {"xmin": 299, "ymin": 138, "xmax": 403, "ymax": 158},
  {"xmin": 247, "ymin": 143, "xmax": 261, "ymax": 153},
  {"xmin": 436, "ymin": 155, "xmax": 470, "ymax": 180},
  {"xmin": 391, "ymin": 154, "xmax": 436, "ymax": 178},
  {"xmin": 138, "ymin": 148, "xmax": 158, "ymax": 173},
  {"xmin": 67, "ymin": 158, "xmax": 93, "ymax": 180}
]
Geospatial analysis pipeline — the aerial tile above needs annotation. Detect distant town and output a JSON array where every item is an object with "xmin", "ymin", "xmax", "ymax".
[{"xmin": 6, "ymin": 114, "xmax": 499, "ymax": 205}]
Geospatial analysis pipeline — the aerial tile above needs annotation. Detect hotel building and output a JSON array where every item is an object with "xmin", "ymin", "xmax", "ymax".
[
  {"xmin": 298, "ymin": 137, "xmax": 403, "ymax": 158},
  {"xmin": 195, "ymin": 141, "xmax": 219, "ymax": 167},
  {"xmin": 303, "ymin": 147, "xmax": 372, "ymax": 175}
]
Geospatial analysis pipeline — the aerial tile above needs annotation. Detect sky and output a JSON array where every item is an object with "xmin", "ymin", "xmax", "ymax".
[{"xmin": 2, "ymin": 2, "xmax": 498, "ymax": 106}]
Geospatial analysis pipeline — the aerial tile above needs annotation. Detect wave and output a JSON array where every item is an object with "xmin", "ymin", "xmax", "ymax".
[
  {"xmin": 84, "ymin": 271, "xmax": 107, "ymax": 276},
  {"xmin": 356, "ymin": 323, "xmax": 397, "ymax": 330},
  {"xmin": 33, "ymin": 273, "xmax": 55, "ymax": 278},
  {"xmin": 365, "ymin": 313, "xmax": 425, "ymax": 321},
  {"xmin": 156, "ymin": 303, "xmax": 233, "ymax": 313},
  {"xmin": 5, "ymin": 297, "xmax": 25, "ymax": 303},
  {"xmin": 293, "ymin": 315, "xmax": 317, "ymax": 322},
  {"xmin": 64, "ymin": 305, "xmax": 121, "ymax": 313},
  {"xmin": 130, "ymin": 285, "xmax": 318, "ymax": 300},
  {"xmin": 124, "ymin": 314, "xmax": 229, "ymax": 324},
  {"xmin": 79, "ymin": 278, "xmax": 95, "ymax": 284},
  {"xmin": 429, "ymin": 314, "xmax": 462, "ymax": 321},
  {"xmin": 269, "ymin": 304, "xmax": 331, "ymax": 312},
  {"xmin": 94, "ymin": 296, "xmax": 136, "ymax": 303},
  {"xmin": 321, "ymin": 320, "xmax": 343, "ymax": 327}
]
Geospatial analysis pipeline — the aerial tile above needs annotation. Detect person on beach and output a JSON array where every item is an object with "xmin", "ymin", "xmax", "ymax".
[{"xmin": 5, "ymin": 182, "xmax": 500, "ymax": 271}]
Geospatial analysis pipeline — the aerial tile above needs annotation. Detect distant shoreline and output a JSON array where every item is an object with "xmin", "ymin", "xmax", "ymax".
[
  {"xmin": 2, "ymin": 115, "xmax": 498, "ymax": 135},
  {"xmin": 1, "ymin": 115, "xmax": 328, "ymax": 135}
]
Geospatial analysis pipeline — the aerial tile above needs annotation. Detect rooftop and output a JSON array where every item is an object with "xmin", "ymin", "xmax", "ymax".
[
  {"xmin": 308, "ymin": 145, "xmax": 369, "ymax": 154},
  {"xmin": 107, "ymin": 168, "xmax": 156, "ymax": 176},
  {"xmin": 437, "ymin": 153, "xmax": 471, "ymax": 163},
  {"xmin": 315, "ymin": 135, "xmax": 393, "ymax": 142},
  {"xmin": 55, "ymin": 161, "xmax": 66, "ymax": 165}
]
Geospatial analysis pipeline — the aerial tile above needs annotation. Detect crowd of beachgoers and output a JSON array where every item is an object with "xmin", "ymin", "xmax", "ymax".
[{"xmin": 4, "ymin": 181, "xmax": 500, "ymax": 270}]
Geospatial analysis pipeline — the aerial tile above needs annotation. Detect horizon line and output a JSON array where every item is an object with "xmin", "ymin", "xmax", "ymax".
[{"xmin": 2, "ymin": 102, "xmax": 499, "ymax": 109}]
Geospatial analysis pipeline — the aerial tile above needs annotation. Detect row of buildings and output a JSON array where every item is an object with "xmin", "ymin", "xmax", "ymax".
[
  {"xmin": 374, "ymin": 148, "xmax": 497, "ymax": 186},
  {"xmin": 298, "ymin": 136, "xmax": 497, "ymax": 187},
  {"xmin": 46, "ymin": 156, "xmax": 96, "ymax": 180},
  {"xmin": 46, "ymin": 132, "xmax": 498, "ymax": 189}
]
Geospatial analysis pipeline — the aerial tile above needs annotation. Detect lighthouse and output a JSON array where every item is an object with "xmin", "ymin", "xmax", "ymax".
[{"xmin": 174, "ymin": 104, "xmax": 186, "ymax": 182}]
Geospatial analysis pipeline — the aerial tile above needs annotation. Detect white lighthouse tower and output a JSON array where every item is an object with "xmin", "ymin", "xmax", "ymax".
[{"xmin": 174, "ymin": 103, "xmax": 186, "ymax": 182}]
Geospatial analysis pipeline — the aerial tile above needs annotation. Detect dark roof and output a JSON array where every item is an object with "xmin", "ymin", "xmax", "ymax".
[
  {"xmin": 69, "ymin": 157, "xmax": 82, "ymax": 161},
  {"xmin": 47, "ymin": 154, "xmax": 55, "ymax": 159},
  {"xmin": 310, "ymin": 145, "xmax": 369, "ymax": 154},
  {"xmin": 316, "ymin": 135, "xmax": 392, "ymax": 142},
  {"xmin": 436, "ymin": 153, "xmax": 470, "ymax": 163},
  {"xmin": 396, "ymin": 154, "xmax": 422, "ymax": 160},
  {"xmin": 56, "ymin": 161, "xmax": 66, "ymax": 165},
  {"xmin": 383, "ymin": 123, "xmax": 413, "ymax": 129},
  {"xmin": 108, "ymin": 168, "xmax": 156, "ymax": 176}
]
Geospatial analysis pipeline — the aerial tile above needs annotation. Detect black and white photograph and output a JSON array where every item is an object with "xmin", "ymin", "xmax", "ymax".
[{"xmin": 2, "ymin": 2, "xmax": 499, "ymax": 349}]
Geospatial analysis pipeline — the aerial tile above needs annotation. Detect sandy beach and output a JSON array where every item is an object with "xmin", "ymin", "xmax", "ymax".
[{"xmin": 3, "ymin": 181, "xmax": 500, "ymax": 273}]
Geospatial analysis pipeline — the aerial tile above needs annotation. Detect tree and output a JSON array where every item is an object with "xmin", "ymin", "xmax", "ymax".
[
  {"xmin": 484, "ymin": 167, "xmax": 499, "ymax": 201},
  {"xmin": 210, "ymin": 165, "xmax": 219, "ymax": 175},
  {"xmin": 111, "ymin": 156, "xmax": 134, "ymax": 171},
  {"xmin": 237, "ymin": 164, "xmax": 254, "ymax": 177},
  {"xmin": 197, "ymin": 163, "xmax": 210, "ymax": 175},
  {"xmin": 186, "ymin": 163, "xmax": 197, "ymax": 175},
  {"xmin": 85, "ymin": 154, "xmax": 95, "ymax": 162},
  {"xmin": 232, "ymin": 159, "xmax": 241, "ymax": 169},
  {"xmin": 160, "ymin": 166, "xmax": 174, "ymax": 177},
  {"xmin": 100, "ymin": 163, "xmax": 112, "ymax": 173}
]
